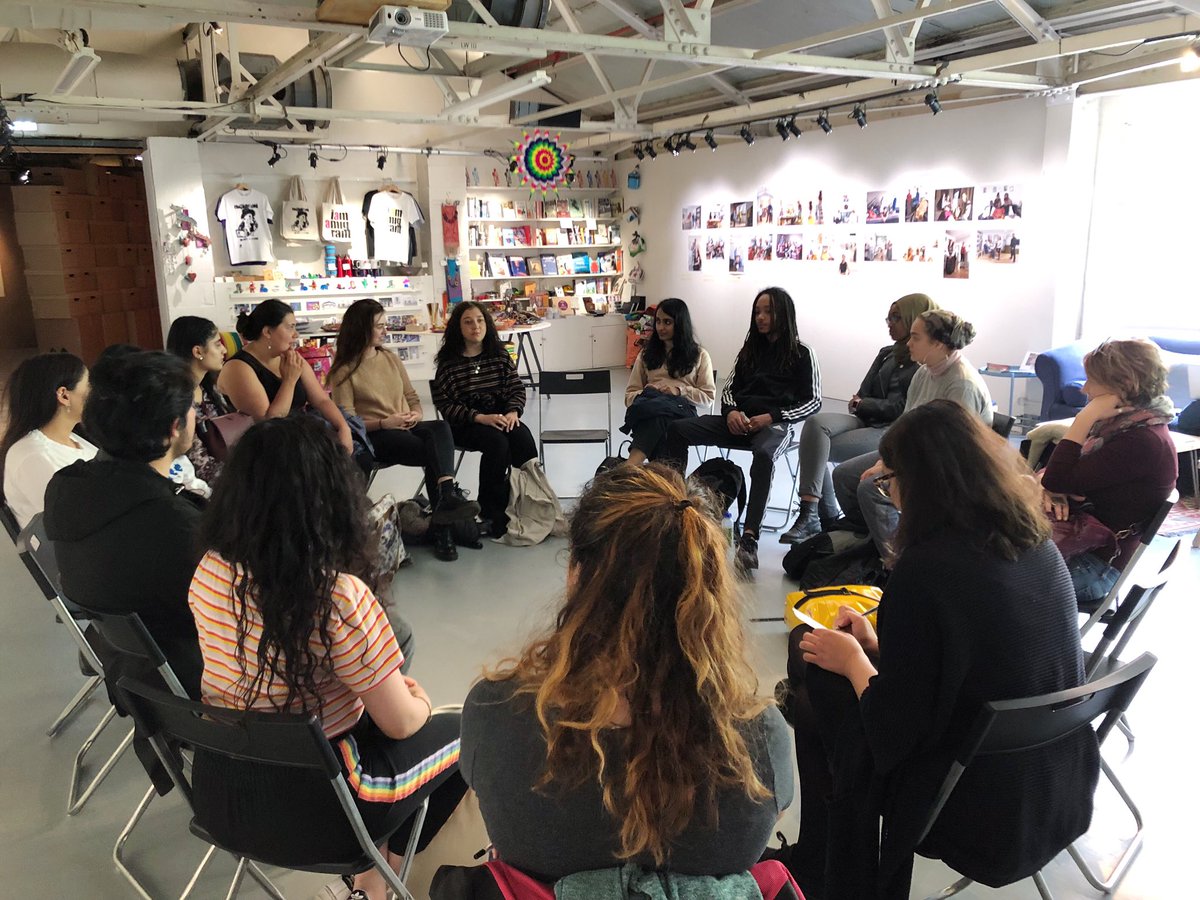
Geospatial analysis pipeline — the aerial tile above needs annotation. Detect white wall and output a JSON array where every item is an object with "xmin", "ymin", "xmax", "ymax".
[{"xmin": 618, "ymin": 97, "xmax": 1068, "ymax": 416}]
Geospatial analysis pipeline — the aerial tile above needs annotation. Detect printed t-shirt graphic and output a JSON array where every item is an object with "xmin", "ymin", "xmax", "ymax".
[
  {"xmin": 364, "ymin": 190, "xmax": 425, "ymax": 262},
  {"xmin": 216, "ymin": 188, "xmax": 275, "ymax": 265}
]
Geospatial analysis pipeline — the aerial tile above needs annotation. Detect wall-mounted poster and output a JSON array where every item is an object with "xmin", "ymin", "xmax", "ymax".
[
  {"xmin": 977, "ymin": 229, "xmax": 1020, "ymax": 262},
  {"xmin": 866, "ymin": 190, "xmax": 902, "ymax": 224},
  {"xmin": 864, "ymin": 233, "xmax": 894, "ymax": 261},
  {"xmin": 830, "ymin": 192, "xmax": 860, "ymax": 225},
  {"xmin": 944, "ymin": 229, "xmax": 972, "ymax": 278},
  {"xmin": 778, "ymin": 191, "xmax": 823, "ymax": 225},
  {"xmin": 776, "ymin": 232, "xmax": 803, "ymax": 260},
  {"xmin": 730, "ymin": 200, "xmax": 753, "ymax": 228},
  {"xmin": 706, "ymin": 204, "xmax": 726, "ymax": 229},
  {"xmin": 756, "ymin": 189, "xmax": 775, "ymax": 225},
  {"xmin": 687, "ymin": 237, "xmax": 702, "ymax": 272},
  {"xmin": 837, "ymin": 233, "xmax": 859, "ymax": 264},
  {"xmin": 934, "ymin": 187, "xmax": 974, "ymax": 222},
  {"xmin": 975, "ymin": 184, "xmax": 1023, "ymax": 220},
  {"xmin": 682, "ymin": 205, "xmax": 701, "ymax": 230},
  {"xmin": 807, "ymin": 232, "xmax": 832, "ymax": 261},
  {"xmin": 748, "ymin": 234, "xmax": 773, "ymax": 261},
  {"xmin": 904, "ymin": 187, "xmax": 929, "ymax": 222},
  {"xmin": 704, "ymin": 234, "xmax": 726, "ymax": 269},
  {"xmin": 729, "ymin": 237, "xmax": 746, "ymax": 273}
]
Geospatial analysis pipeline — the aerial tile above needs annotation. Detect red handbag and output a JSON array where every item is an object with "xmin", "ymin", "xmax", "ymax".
[
  {"xmin": 1050, "ymin": 510, "xmax": 1119, "ymax": 563},
  {"xmin": 199, "ymin": 412, "xmax": 254, "ymax": 462}
]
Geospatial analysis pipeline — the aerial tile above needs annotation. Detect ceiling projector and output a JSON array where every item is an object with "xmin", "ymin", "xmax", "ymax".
[{"xmin": 367, "ymin": 6, "xmax": 450, "ymax": 48}]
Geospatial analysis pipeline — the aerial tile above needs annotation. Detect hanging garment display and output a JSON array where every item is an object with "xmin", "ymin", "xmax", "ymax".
[
  {"xmin": 442, "ymin": 202, "xmax": 460, "ymax": 257},
  {"xmin": 215, "ymin": 185, "xmax": 275, "ymax": 266},
  {"xmin": 279, "ymin": 176, "xmax": 320, "ymax": 242},
  {"xmin": 363, "ymin": 188, "xmax": 425, "ymax": 262},
  {"xmin": 320, "ymin": 177, "xmax": 354, "ymax": 244}
]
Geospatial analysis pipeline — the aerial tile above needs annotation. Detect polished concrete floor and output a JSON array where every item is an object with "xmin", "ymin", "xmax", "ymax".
[{"xmin": 0, "ymin": 370, "xmax": 1193, "ymax": 898}]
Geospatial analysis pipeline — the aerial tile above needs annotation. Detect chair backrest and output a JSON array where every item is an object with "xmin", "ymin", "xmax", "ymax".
[
  {"xmin": 917, "ymin": 652, "xmax": 1157, "ymax": 846},
  {"xmin": 538, "ymin": 369, "xmax": 611, "ymax": 396},
  {"xmin": 1, "ymin": 502, "xmax": 20, "ymax": 544},
  {"xmin": 83, "ymin": 607, "xmax": 189, "ymax": 698},
  {"xmin": 991, "ymin": 412, "xmax": 1015, "ymax": 439},
  {"xmin": 1085, "ymin": 539, "xmax": 1182, "ymax": 679},
  {"xmin": 16, "ymin": 512, "xmax": 63, "ymax": 602}
]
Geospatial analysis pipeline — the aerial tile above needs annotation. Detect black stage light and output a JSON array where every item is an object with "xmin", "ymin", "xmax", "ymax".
[
  {"xmin": 739, "ymin": 124, "xmax": 755, "ymax": 145},
  {"xmin": 816, "ymin": 110, "xmax": 832, "ymax": 134},
  {"xmin": 925, "ymin": 91, "xmax": 942, "ymax": 115},
  {"xmin": 775, "ymin": 119, "xmax": 790, "ymax": 140},
  {"xmin": 704, "ymin": 129, "xmax": 718, "ymax": 150},
  {"xmin": 787, "ymin": 115, "xmax": 802, "ymax": 137},
  {"xmin": 308, "ymin": 150, "xmax": 318, "ymax": 169},
  {"xmin": 645, "ymin": 141, "xmax": 658, "ymax": 159},
  {"xmin": 851, "ymin": 105, "xmax": 867, "ymax": 128},
  {"xmin": 681, "ymin": 133, "xmax": 697, "ymax": 152},
  {"xmin": 633, "ymin": 143, "xmax": 645, "ymax": 160},
  {"xmin": 267, "ymin": 143, "xmax": 282, "ymax": 166},
  {"xmin": 378, "ymin": 150, "xmax": 388, "ymax": 170}
]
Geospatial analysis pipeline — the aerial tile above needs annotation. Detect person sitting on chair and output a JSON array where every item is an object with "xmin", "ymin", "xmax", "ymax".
[
  {"xmin": 166, "ymin": 316, "xmax": 230, "ymax": 486},
  {"xmin": 662, "ymin": 287, "xmax": 821, "ymax": 571},
  {"xmin": 622, "ymin": 297, "xmax": 715, "ymax": 466},
  {"xmin": 432, "ymin": 302, "xmax": 537, "ymax": 538},
  {"xmin": 188, "ymin": 416, "xmax": 466, "ymax": 900},
  {"xmin": 783, "ymin": 400, "xmax": 1098, "ymax": 900},
  {"xmin": 779, "ymin": 293, "xmax": 938, "ymax": 545},
  {"xmin": 328, "ymin": 299, "xmax": 479, "ymax": 562},
  {"xmin": 1, "ymin": 353, "xmax": 96, "ymax": 530},
  {"xmin": 461, "ymin": 464, "xmax": 793, "ymax": 883},
  {"xmin": 1039, "ymin": 338, "xmax": 1177, "ymax": 607}
]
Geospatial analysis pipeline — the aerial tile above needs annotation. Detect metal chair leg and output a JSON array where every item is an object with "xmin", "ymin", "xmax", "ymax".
[
  {"xmin": 113, "ymin": 784, "xmax": 158, "ymax": 900},
  {"xmin": 760, "ymin": 444, "xmax": 802, "ymax": 533},
  {"xmin": 178, "ymin": 845, "xmax": 218, "ymax": 900},
  {"xmin": 1032, "ymin": 870, "xmax": 1055, "ymax": 900},
  {"xmin": 47, "ymin": 674, "xmax": 104, "ymax": 737},
  {"xmin": 244, "ymin": 862, "xmax": 287, "ymax": 900},
  {"xmin": 922, "ymin": 875, "xmax": 973, "ymax": 899},
  {"xmin": 223, "ymin": 857, "xmax": 249, "ymax": 900},
  {"xmin": 67, "ymin": 716, "xmax": 135, "ymax": 815},
  {"xmin": 1066, "ymin": 757, "xmax": 1144, "ymax": 893},
  {"xmin": 1116, "ymin": 713, "xmax": 1135, "ymax": 746},
  {"xmin": 397, "ymin": 796, "xmax": 430, "ymax": 885}
]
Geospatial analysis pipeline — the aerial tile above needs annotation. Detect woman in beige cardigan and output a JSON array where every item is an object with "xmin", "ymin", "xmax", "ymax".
[
  {"xmin": 623, "ymin": 298, "xmax": 715, "ymax": 465},
  {"xmin": 328, "ymin": 299, "xmax": 478, "ymax": 561}
]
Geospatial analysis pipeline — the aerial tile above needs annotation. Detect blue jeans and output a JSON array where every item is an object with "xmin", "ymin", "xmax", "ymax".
[{"xmin": 1067, "ymin": 552, "xmax": 1119, "ymax": 608}]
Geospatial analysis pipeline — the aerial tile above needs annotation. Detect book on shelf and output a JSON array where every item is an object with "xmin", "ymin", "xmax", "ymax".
[
  {"xmin": 527, "ymin": 256, "xmax": 544, "ymax": 276},
  {"xmin": 541, "ymin": 254, "xmax": 559, "ymax": 275},
  {"xmin": 523, "ymin": 281, "xmax": 538, "ymax": 297},
  {"xmin": 487, "ymin": 255, "xmax": 510, "ymax": 278},
  {"xmin": 554, "ymin": 199, "xmax": 570, "ymax": 218},
  {"xmin": 501, "ymin": 201, "xmax": 517, "ymax": 219},
  {"xmin": 597, "ymin": 198, "xmax": 612, "ymax": 217},
  {"xmin": 513, "ymin": 200, "xmax": 531, "ymax": 217},
  {"xmin": 557, "ymin": 253, "xmax": 575, "ymax": 276},
  {"xmin": 598, "ymin": 252, "xmax": 617, "ymax": 274},
  {"xmin": 500, "ymin": 227, "xmax": 516, "ymax": 247},
  {"xmin": 572, "ymin": 252, "xmax": 591, "ymax": 275},
  {"xmin": 468, "ymin": 259, "xmax": 483, "ymax": 278},
  {"xmin": 568, "ymin": 199, "xmax": 584, "ymax": 217},
  {"xmin": 508, "ymin": 255, "xmax": 528, "ymax": 276},
  {"xmin": 543, "ymin": 226, "xmax": 560, "ymax": 246}
]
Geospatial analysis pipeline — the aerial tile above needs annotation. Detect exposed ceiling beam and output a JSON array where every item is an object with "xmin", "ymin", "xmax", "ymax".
[
  {"xmin": 631, "ymin": 59, "xmax": 658, "ymax": 110},
  {"xmin": 868, "ymin": 0, "xmax": 915, "ymax": 63},
  {"xmin": 550, "ymin": 0, "xmax": 633, "ymax": 123},
  {"xmin": 592, "ymin": 0, "xmax": 661, "ymax": 38},
  {"xmin": 995, "ymin": 0, "xmax": 1061, "ymax": 42},
  {"xmin": 1069, "ymin": 44, "xmax": 1194, "ymax": 85},
  {"xmin": 440, "ymin": 69, "xmax": 552, "ymax": 117},
  {"xmin": 906, "ymin": 0, "xmax": 937, "ymax": 43},
  {"xmin": 511, "ymin": 65, "xmax": 727, "ymax": 124},
  {"xmin": 21, "ymin": 0, "xmax": 361, "ymax": 33}
]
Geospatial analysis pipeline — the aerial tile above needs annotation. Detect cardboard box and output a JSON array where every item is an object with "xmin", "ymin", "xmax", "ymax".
[
  {"xmin": 35, "ymin": 315, "xmax": 106, "ymax": 362},
  {"xmin": 127, "ymin": 307, "xmax": 163, "ymax": 349},
  {"xmin": 119, "ymin": 288, "xmax": 142, "ymax": 311},
  {"xmin": 101, "ymin": 312, "xmax": 129, "ymax": 346},
  {"xmin": 14, "ymin": 210, "xmax": 91, "ymax": 246},
  {"xmin": 89, "ymin": 220, "xmax": 129, "ymax": 243},
  {"xmin": 85, "ymin": 166, "xmax": 112, "ymax": 197},
  {"xmin": 115, "ymin": 244, "xmax": 138, "ymax": 267},
  {"xmin": 25, "ymin": 168, "xmax": 87, "ymax": 193},
  {"xmin": 20, "ymin": 244, "xmax": 96, "ymax": 271},
  {"xmin": 10, "ymin": 185, "xmax": 80, "ymax": 213},
  {"xmin": 25, "ymin": 269, "xmax": 98, "ymax": 298},
  {"xmin": 100, "ymin": 290, "xmax": 124, "ymax": 314},
  {"xmin": 96, "ymin": 267, "xmax": 134, "ymax": 292},
  {"xmin": 136, "ymin": 245, "xmax": 155, "ymax": 268},
  {"xmin": 91, "ymin": 197, "xmax": 121, "ymax": 220}
]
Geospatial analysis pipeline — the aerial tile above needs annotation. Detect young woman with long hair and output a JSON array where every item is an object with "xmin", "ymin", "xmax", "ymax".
[
  {"xmin": 461, "ymin": 464, "xmax": 792, "ymax": 880},
  {"xmin": 779, "ymin": 293, "xmax": 939, "ymax": 544},
  {"xmin": 1, "ymin": 353, "xmax": 96, "ymax": 529},
  {"xmin": 328, "ymin": 299, "xmax": 479, "ymax": 561},
  {"xmin": 663, "ymin": 287, "xmax": 821, "ymax": 570},
  {"xmin": 622, "ymin": 298, "xmax": 715, "ymax": 465},
  {"xmin": 784, "ymin": 400, "xmax": 1097, "ymax": 899},
  {"xmin": 432, "ymin": 301, "xmax": 537, "ymax": 537},
  {"xmin": 188, "ymin": 417, "xmax": 465, "ymax": 900},
  {"xmin": 166, "ymin": 316, "xmax": 230, "ymax": 485},
  {"xmin": 1039, "ymin": 338, "xmax": 1177, "ymax": 605},
  {"xmin": 217, "ymin": 299, "xmax": 354, "ymax": 454}
]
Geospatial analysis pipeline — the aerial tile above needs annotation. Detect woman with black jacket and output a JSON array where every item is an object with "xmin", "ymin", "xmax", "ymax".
[
  {"xmin": 779, "ymin": 293, "xmax": 938, "ymax": 544},
  {"xmin": 663, "ymin": 287, "xmax": 821, "ymax": 571}
]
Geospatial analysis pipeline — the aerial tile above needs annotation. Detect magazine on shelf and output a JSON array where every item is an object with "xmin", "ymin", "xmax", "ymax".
[
  {"xmin": 508, "ymin": 255, "xmax": 529, "ymax": 276},
  {"xmin": 487, "ymin": 255, "xmax": 510, "ymax": 277},
  {"xmin": 572, "ymin": 252, "xmax": 591, "ymax": 274},
  {"xmin": 527, "ymin": 256, "xmax": 544, "ymax": 276},
  {"xmin": 542, "ymin": 254, "xmax": 559, "ymax": 275},
  {"xmin": 558, "ymin": 253, "xmax": 576, "ymax": 275}
]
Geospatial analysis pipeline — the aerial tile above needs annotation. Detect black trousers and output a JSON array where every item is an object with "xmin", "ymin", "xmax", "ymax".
[
  {"xmin": 370, "ymin": 420, "xmax": 457, "ymax": 497},
  {"xmin": 449, "ymin": 421, "xmax": 539, "ymax": 524}
]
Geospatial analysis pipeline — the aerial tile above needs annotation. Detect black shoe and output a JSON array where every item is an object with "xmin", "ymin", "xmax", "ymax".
[
  {"xmin": 774, "ymin": 678, "xmax": 795, "ymax": 727},
  {"xmin": 431, "ymin": 482, "xmax": 481, "ymax": 525},
  {"xmin": 736, "ymin": 532, "xmax": 759, "ymax": 571},
  {"xmin": 433, "ymin": 526, "xmax": 458, "ymax": 561},
  {"xmin": 779, "ymin": 500, "xmax": 822, "ymax": 545}
]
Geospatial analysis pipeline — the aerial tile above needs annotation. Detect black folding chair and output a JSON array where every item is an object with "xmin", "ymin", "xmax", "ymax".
[
  {"xmin": 116, "ymin": 678, "xmax": 429, "ymax": 900},
  {"xmin": 991, "ymin": 412, "xmax": 1016, "ymax": 439},
  {"xmin": 538, "ymin": 370, "xmax": 613, "ymax": 479},
  {"xmin": 16, "ymin": 513, "xmax": 134, "ymax": 814},
  {"xmin": 1, "ymin": 501, "xmax": 21, "ymax": 543},
  {"xmin": 916, "ymin": 652, "xmax": 1158, "ymax": 900}
]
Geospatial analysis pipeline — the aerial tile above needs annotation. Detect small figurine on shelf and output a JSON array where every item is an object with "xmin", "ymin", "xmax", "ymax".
[
  {"xmin": 466, "ymin": 167, "xmax": 471, "ymax": 187},
  {"xmin": 472, "ymin": 167, "xmax": 480, "ymax": 186},
  {"xmin": 492, "ymin": 169, "xmax": 500, "ymax": 186},
  {"xmin": 504, "ymin": 167, "xmax": 512, "ymax": 187},
  {"xmin": 586, "ymin": 170, "xmax": 593, "ymax": 188}
]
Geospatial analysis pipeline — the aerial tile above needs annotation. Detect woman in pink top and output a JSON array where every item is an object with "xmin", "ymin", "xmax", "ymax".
[{"xmin": 187, "ymin": 416, "xmax": 465, "ymax": 900}]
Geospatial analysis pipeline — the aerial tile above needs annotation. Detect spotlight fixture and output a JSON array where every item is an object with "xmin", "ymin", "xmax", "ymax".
[
  {"xmin": 377, "ymin": 149, "xmax": 387, "ymax": 171},
  {"xmin": 644, "ymin": 141, "xmax": 657, "ymax": 160},
  {"xmin": 52, "ymin": 47, "xmax": 102, "ymax": 96},
  {"xmin": 17, "ymin": 168, "xmax": 31, "ymax": 184},
  {"xmin": 739, "ymin": 124, "xmax": 755, "ymax": 146},
  {"xmin": 508, "ymin": 158, "xmax": 518, "ymax": 173},
  {"xmin": 267, "ymin": 143, "xmax": 282, "ymax": 167},
  {"xmin": 851, "ymin": 105, "xmax": 867, "ymax": 128},
  {"xmin": 210, "ymin": 21, "xmax": 224, "ymax": 35},
  {"xmin": 633, "ymin": 143, "xmax": 645, "ymax": 161},
  {"xmin": 681, "ymin": 133, "xmax": 697, "ymax": 152},
  {"xmin": 816, "ymin": 110, "xmax": 832, "ymax": 134},
  {"xmin": 1182, "ymin": 45, "xmax": 1200, "ymax": 73},
  {"xmin": 665, "ymin": 135, "xmax": 680, "ymax": 156},
  {"xmin": 11, "ymin": 119, "xmax": 37, "ymax": 133},
  {"xmin": 308, "ymin": 150, "xmax": 318, "ymax": 170},
  {"xmin": 787, "ymin": 115, "xmax": 802, "ymax": 138},
  {"xmin": 775, "ymin": 119, "xmax": 790, "ymax": 141},
  {"xmin": 704, "ymin": 129, "xmax": 718, "ymax": 151},
  {"xmin": 924, "ymin": 91, "xmax": 942, "ymax": 115}
]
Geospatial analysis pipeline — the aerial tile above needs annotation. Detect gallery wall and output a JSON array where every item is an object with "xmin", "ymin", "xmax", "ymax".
[{"xmin": 618, "ymin": 97, "xmax": 1073, "ymax": 414}]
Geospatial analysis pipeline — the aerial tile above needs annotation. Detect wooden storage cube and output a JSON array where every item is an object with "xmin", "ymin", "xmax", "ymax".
[
  {"xmin": 100, "ymin": 290, "xmax": 124, "ymax": 314},
  {"xmin": 127, "ymin": 200, "xmax": 148, "ymax": 223},
  {"xmin": 110, "ymin": 177, "xmax": 139, "ymax": 200},
  {"xmin": 85, "ymin": 166, "xmax": 112, "ymax": 196},
  {"xmin": 26, "ymin": 168, "xmax": 87, "ymax": 192},
  {"xmin": 136, "ymin": 245, "xmax": 155, "ymax": 267},
  {"xmin": 115, "ymin": 244, "xmax": 138, "ymax": 267},
  {"xmin": 101, "ymin": 312, "xmax": 129, "ymax": 346},
  {"xmin": 21, "ymin": 244, "xmax": 97, "ymax": 271},
  {"xmin": 89, "ymin": 220, "xmax": 129, "ymax": 243},
  {"xmin": 15, "ymin": 209, "xmax": 91, "ymax": 245},
  {"xmin": 25, "ymin": 269, "xmax": 98, "ymax": 297},
  {"xmin": 34, "ymin": 314, "xmax": 105, "ymax": 362},
  {"xmin": 11, "ymin": 185, "xmax": 81, "ymax": 213},
  {"xmin": 127, "ymin": 307, "xmax": 163, "ymax": 349},
  {"xmin": 132, "ymin": 267, "xmax": 152, "ymax": 288},
  {"xmin": 119, "ymin": 288, "xmax": 142, "ymax": 311},
  {"xmin": 95, "ymin": 267, "xmax": 134, "ymax": 291},
  {"xmin": 91, "ymin": 197, "xmax": 121, "ymax": 219}
]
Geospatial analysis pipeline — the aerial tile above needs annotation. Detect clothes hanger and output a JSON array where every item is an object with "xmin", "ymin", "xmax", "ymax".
[{"xmin": 232, "ymin": 175, "xmax": 249, "ymax": 190}]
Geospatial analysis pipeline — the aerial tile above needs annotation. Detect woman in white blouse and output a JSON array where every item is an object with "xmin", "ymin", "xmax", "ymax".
[
  {"xmin": 1, "ymin": 353, "xmax": 97, "ymax": 528},
  {"xmin": 623, "ymin": 298, "xmax": 715, "ymax": 465}
]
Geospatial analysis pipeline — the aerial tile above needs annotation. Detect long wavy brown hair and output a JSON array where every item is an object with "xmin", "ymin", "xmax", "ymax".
[{"xmin": 487, "ymin": 464, "xmax": 769, "ymax": 865}]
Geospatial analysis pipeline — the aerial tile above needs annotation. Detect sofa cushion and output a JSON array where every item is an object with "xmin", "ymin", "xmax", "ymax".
[{"xmin": 1062, "ymin": 381, "xmax": 1088, "ymax": 408}]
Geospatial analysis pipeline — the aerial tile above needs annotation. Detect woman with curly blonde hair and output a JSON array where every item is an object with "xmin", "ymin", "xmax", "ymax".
[{"xmin": 460, "ymin": 464, "xmax": 793, "ymax": 880}]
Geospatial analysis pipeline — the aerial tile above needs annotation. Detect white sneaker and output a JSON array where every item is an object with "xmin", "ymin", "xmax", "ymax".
[{"xmin": 312, "ymin": 880, "xmax": 362, "ymax": 900}]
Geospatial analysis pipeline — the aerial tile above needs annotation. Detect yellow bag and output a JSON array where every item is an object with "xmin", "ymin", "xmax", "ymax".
[{"xmin": 784, "ymin": 584, "xmax": 882, "ymax": 630}]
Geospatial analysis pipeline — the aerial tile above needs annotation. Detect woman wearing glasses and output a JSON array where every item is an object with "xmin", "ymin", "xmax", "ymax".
[
  {"xmin": 782, "ymin": 400, "xmax": 1097, "ymax": 899},
  {"xmin": 780, "ymin": 294, "xmax": 939, "ymax": 544}
]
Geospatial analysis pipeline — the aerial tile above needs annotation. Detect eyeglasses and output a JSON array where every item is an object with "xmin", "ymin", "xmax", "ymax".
[{"xmin": 873, "ymin": 470, "xmax": 896, "ymax": 497}]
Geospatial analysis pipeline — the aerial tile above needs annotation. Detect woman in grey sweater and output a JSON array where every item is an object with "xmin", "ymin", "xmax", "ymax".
[{"xmin": 830, "ymin": 309, "xmax": 992, "ymax": 564}]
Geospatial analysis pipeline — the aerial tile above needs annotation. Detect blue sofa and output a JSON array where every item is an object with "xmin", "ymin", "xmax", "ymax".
[{"xmin": 1034, "ymin": 336, "xmax": 1200, "ymax": 421}]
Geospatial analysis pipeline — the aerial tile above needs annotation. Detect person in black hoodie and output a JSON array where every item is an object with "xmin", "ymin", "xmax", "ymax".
[
  {"xmin": 663, "ymin": 287, "xmax": 821, "ymax": 570},
  {"xmin": 44, "ymin": 350, "xmax": 206, "ymax": 696}
]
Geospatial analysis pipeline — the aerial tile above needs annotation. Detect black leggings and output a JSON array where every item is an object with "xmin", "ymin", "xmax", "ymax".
[
  {"xmin": 450, "ymin": 421, "xmax": 539, "ymax": 523},
  {"xmin": 369, "ymin": 420, "xmax": 457, "ymax": 494}
]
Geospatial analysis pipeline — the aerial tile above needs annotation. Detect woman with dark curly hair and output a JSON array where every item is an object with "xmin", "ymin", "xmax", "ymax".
[
  {"xmin": 188, "ymin": 417, "xmax": 465, "ymax": 900},
  {"xmin": 461, "ymin": 464, "xmax": 793, "ymax": 882}
]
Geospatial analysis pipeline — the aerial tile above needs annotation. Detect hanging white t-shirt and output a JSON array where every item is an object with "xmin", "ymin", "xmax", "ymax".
[
  {"xmin": 365, "ymin": 190, "xmax": 424, "ymax": 263},
  {"xmin": 216, "ymin": 187, "xmax": 275, "ymax": 266},
  {"xmin": 3, "ymin": 429, "xmax": 99, "ymax": 529}
]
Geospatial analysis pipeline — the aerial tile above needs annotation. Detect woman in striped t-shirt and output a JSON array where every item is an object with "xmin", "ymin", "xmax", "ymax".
[
  {"xmin": 187, "ymin": 416, "xmax": 465, "ymax": 900},
  {"xmin": 432, "ymin": 302, "xmax": 539, "ymax": 537}
]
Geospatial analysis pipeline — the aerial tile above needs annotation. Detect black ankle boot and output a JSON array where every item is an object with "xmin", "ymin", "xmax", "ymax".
[
  {"xmin": 433, "ymin": 525, "xmax": 458, "ymax": 561},
  {"xmin": 432, "ymin": 481, "xmax": 481, "ymax": 525},
  {"xmin": 779, "ymin": 500, "xmax": 822, "ymax": 545}
]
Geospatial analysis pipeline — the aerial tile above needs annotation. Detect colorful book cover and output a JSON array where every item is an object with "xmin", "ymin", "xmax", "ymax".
[
  {"xmin": 557, "ymin": 254, "xmax": 575, "ymax": 275},
  {"xmin": 487, "ymin": 255, "xmax": 509, "ymax": 277},
  {"xmin": 527, "ymin": 256, "xmax": 544, "ymax": 276},
  {"xmin": 572, "ymin": 252, "xmax": 591, "ymax": 274},
  {"xmin": 542, "ymin": 254, "xmax": 559, "ymax": 275},
  {"xmin": 508, "ymin": 255, "xmax": 528, "ymax": 276}
]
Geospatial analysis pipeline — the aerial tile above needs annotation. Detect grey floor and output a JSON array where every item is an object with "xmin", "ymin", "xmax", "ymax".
[{"xmin": 0, "ymin": 370, "xmax": 1194, "ymax": 898}]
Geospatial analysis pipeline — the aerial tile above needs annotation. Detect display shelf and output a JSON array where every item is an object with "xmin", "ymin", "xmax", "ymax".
[
  {"xmin": 470, "ymin": 273, "xmax": 620, "ymax": 281},
  {"xmin": 218, "ymin": 275, "xmax": 426, "ymax": 302},
  {"xmin": 468, "ymin": 243, "xmax": 621, "ymax": 252},
  {"xmin": 466, "ymin": 186, "xmax": 618, "ymax": 194},
  {"xmin": 466, "ymin": 216, "xmax": 620, "ymax": 224}
]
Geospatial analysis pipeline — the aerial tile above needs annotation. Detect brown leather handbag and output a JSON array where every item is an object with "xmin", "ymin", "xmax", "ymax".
[{"xmin": 198, "ymin": 413, "xmax": 254, "ymax": 462}]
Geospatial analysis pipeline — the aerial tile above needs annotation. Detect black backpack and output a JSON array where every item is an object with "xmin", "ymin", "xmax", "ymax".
[{"xmin": 688, "ymin": 457, "xmax": 747, "ymax": 520}]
